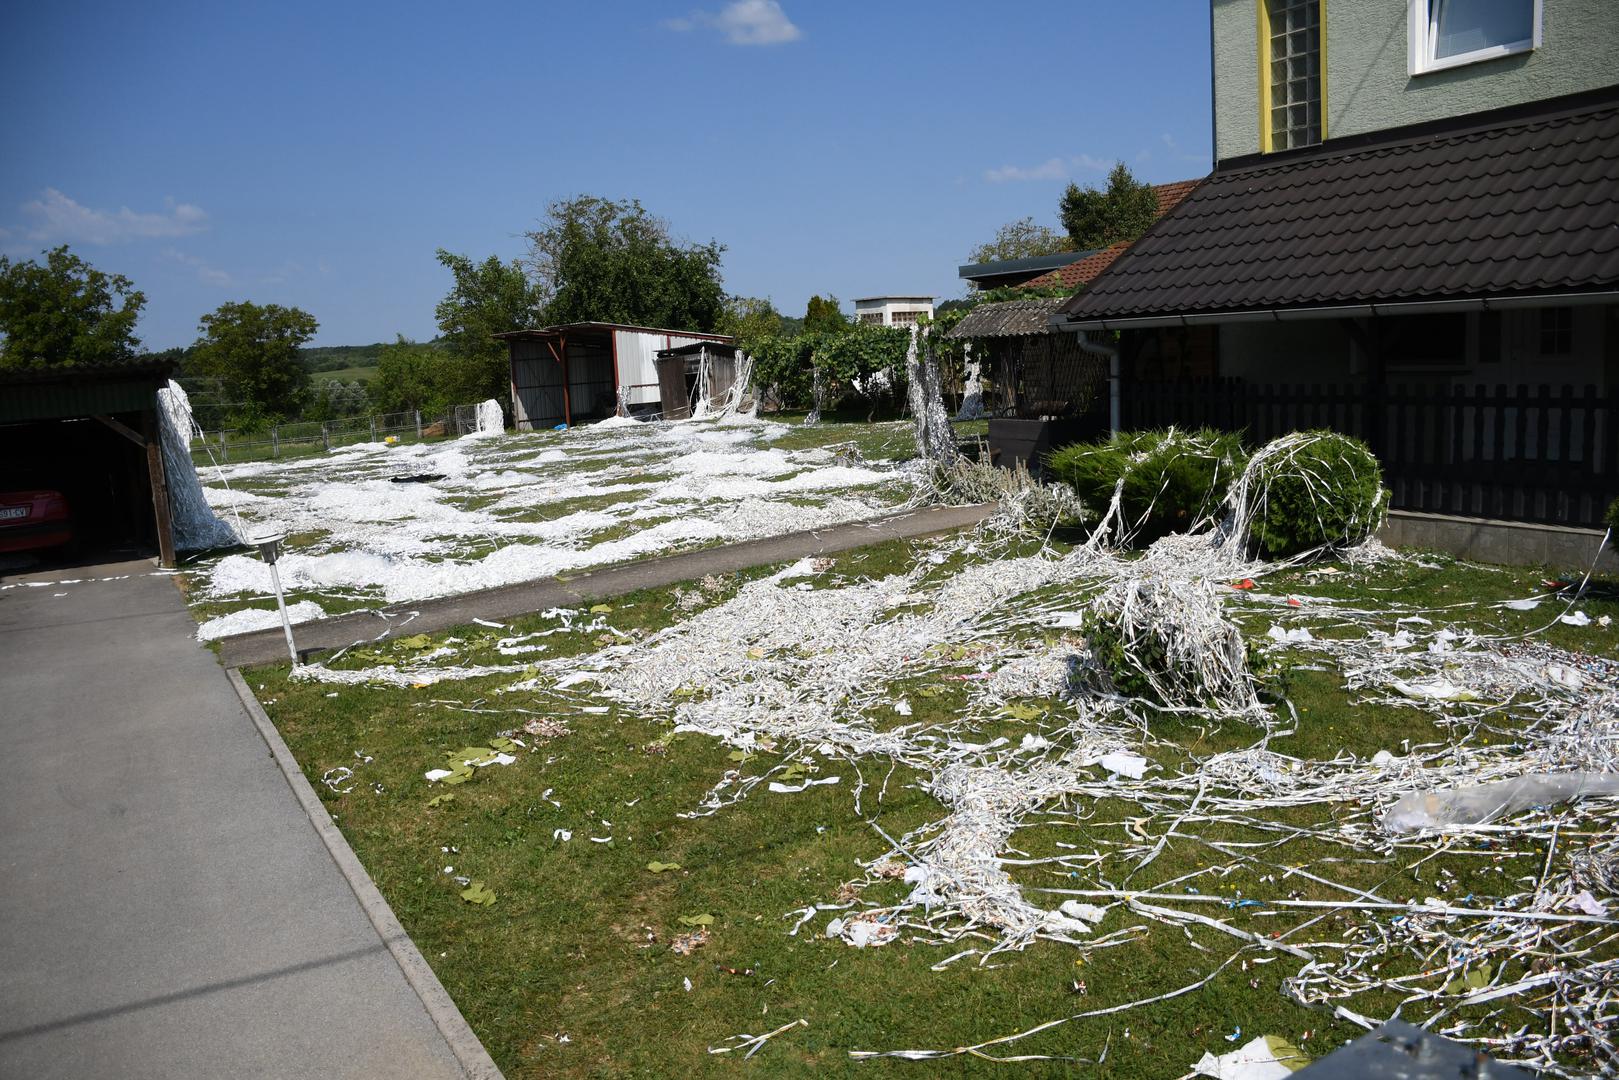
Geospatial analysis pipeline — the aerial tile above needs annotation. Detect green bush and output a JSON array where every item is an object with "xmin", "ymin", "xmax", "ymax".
[
  {"xmin": 1047, "ymin": 428, "xmax": 1246, "ymax": 543},
  {"xmin": 1243, "ymin": 431, "xmax": 1386, "ymax": 558},
  {"xmin": 1605, "ymin": 497, "xmax": 1619, "ymax": 534}
]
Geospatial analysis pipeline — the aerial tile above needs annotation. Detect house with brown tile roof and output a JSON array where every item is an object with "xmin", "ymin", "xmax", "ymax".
[
  {"xmin": 1047, "ymin": 1, "xmax": 1619, "ymax": 532},
  {"xmin": 956, "ymin": 181, "xmax": 1201, "ymax": 293}
]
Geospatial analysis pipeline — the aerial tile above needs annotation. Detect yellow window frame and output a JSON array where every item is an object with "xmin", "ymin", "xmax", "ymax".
[{"xmin": 1258, "ymin": 0, "xmax": 1328, "ymax": 153}]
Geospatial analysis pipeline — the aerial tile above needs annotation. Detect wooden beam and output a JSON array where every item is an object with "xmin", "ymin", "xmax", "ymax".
[
  {"xmin": 143, "ymin": 411, "xmax": 177, "ymax": 569},
  {"xmin": 94, "ymin": 413, "xmax": 147, "ymax": 448}
]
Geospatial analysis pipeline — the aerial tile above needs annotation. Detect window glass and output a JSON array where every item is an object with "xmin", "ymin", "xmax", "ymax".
[
  {"xmin": 1266, "ymin": 0, "xmax": 1321, "ymax": 150},
  {"xmin": 1432, "ymin": 0, "xmax": 1534, "ymax": 60}
]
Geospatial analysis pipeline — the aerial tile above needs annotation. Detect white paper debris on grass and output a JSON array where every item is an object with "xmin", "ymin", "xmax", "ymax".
[
  {"xmin": 1193, "ymin": 1035, "xmax": 1307, "ymax": 1079},
  {"xmin": 768, "ymin": 776, "xmax": 841, "ymax": 794},
  {"xmin": 1098, "ymin": 752, "xmax": 1149, "ymax": 779}
]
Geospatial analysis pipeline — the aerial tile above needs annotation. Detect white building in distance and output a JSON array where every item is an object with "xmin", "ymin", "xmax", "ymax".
[{"xmin": 853, "ymin": 296, "xmax": 934, "ymax": 328}]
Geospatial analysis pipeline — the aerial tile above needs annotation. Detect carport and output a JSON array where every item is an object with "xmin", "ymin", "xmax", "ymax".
[{"xmin": 0, "ymin": 358, "xmax": 178, "ymax": 567}]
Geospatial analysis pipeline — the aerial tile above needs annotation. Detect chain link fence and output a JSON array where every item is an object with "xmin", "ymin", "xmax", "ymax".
[{"xmin": 188, "ymin": 406, "xmax": 482, "ymax": 465}]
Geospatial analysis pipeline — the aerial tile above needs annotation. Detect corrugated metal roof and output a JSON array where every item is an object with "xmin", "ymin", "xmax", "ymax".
[
  {"xmin": 1058, "ymin": 90, "xmax": 1619, "ymax": 326},
  {"xmin": 946, "ymin": 297, "xmax": 1066, "ymax": 339},
  {"xmin": 0, "ymin": 357, "xmax": 173, "ymax": 423},
  {"xmin": 494, "ymin": 322, "xmax": 736, "ymax": 342}
]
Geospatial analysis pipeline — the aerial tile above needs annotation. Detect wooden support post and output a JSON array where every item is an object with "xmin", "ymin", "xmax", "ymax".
[
  {"xmin": 144, "ymin": 411, "xmax": 177, "ymax": 569},
  {"xmin": 415, "ymin": 410, "xmax": 422, "ymax": 439},
  {"xmin": 272, "ymin": 427, "xmax": 279, "ymax": 458},
  {"xmin": 322, "ymin": 422, "xmax": 330, "ymax": 451},
  {"xmin": 370, "ymin": 416, "xmax": 377, "ymax": 441}
]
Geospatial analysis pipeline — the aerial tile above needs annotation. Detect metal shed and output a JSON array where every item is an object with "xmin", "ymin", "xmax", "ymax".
[
  {"xmin": 654, "ymin": 341, "xmax": 741, "ymax": 420},
  {"xmin": 497, "ymin": 323, "xmax": 736, "ymax": 430},
  {"xmin": 0, "ymin": 357, "xmax": 179, "ymax": 567}
]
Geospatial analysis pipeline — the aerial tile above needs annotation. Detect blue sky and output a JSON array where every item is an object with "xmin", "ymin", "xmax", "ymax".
[{"xmin": 0, "ymin": 1, "xmax": 1214, "ymax": 349}]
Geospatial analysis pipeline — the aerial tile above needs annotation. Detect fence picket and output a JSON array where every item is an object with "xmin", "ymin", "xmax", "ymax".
[{"xmin": 1110, "ymin": 377, "xmax": 1615, "ymax": 528}]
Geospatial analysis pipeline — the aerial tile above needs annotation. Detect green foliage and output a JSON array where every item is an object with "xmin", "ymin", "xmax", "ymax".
[
  {"xmin": 367, "ymin": 337, "xmax": 477, "ymax": 419},
  {"xmin": 716, "ymin": 295, "xmax": 782, "ymax": 351},
  {"xmin": 525, "ymin": 196, "xmax": 726, "ymax": 331},
  {"xmin": 191, "ymin": 301, "xmax": 318, "ymax": 425},
  {"xmin": 1059, "ymin": 162, "xmax": 1159, "ymax": 251},
  {"xmin": 1246, "ymin": 432, "xmax": 1387, "ymax": 558},
  {"xmin": 434, "ymin": 249, "xmax": 539, "ymax": 414},
  {"xmin": 1605, "ymin": 497, "xmax": 1619, "ymax": 534},
  {"xmin": 747, "ymin": 322, "xmax": 911, "ymax": 414},
  {"xmin": 967, "ymin": 216, "xmax": 1070, "ymax": 264},
  {"xmin": 299, "ymin": 342, "xmax": 388, "ymax": 373},
  {"xmin": 748, "ymin": 333, "xmax": 814, "ymax": 408},
  {"xmin": 0, "ymin": 246, "xmax": 146, "ymax": 368},
  {"xmin": 816, "ymin": 322, "xmax": 910, "ymax": 407},
  {"xmin": 1048, "ymin": 428, "xmax": 1247, "ymax": 543},
  {"xmin": 302, "ymin": 379, "xmax": 371, "ymax": 422},
  {"xmin": 802, "ymin": 294, "xmax": 847, "ymax": 335}
]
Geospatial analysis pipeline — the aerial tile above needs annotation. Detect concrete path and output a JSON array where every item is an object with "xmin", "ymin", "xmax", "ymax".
[
  {"xmin": 0, "ymin": 559, "xmax": 486, "ymax": 1079},
  {"xmin": 219, "ymin": 501, "xmax": 997, "ymax": 668}
]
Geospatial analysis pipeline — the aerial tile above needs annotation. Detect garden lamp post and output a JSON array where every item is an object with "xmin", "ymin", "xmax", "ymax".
[{"xmin": 252, "ymin": 530, "xmax": 299, "ymax": 665}]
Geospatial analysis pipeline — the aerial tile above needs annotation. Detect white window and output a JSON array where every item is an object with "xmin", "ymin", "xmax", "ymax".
[{"xmin": 1410, "ymin": 0, "xmax": 1540, "ymax": 75}]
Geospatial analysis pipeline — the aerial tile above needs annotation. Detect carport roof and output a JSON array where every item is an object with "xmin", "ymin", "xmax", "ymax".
[{"xmin": 0, "ymin": 356, "xmax": 175, "ymax": 424}]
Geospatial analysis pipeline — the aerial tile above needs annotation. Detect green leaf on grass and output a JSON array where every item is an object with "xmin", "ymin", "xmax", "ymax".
[
  {"xmin": 1001, "ymin": 702, "xmax": 1043, "ymax": 721},
  {"xmin": 590, "ymin": 604, "xmax": 613, "ymax": 614},
  {"xmin": 727, "ymin": 750, "xmax": 753, "ymax": 762},
  {"xmin": 460, "ymin": 881, "xmax": 497, "ymax": 906},
  {"xmin": 427, "ymin": 793, "xmax": 456, "ymax": 808},
  {"xmin": 646, "ymin": 861, "xmax": 683, "ymax": 873},
  {"xmin": 1260, "ymin": 1035, "xmax": 1309, "ymax": 1070},
  {"xmin": 677, "ymin": 913, "xmax": 714, "ymax": 927},
  {"xmin": 916, "ymin": 685, "xmax": 945, "ymax": 698},
  {"xmin": 777, "ymin": 764, "xmax": 806, "ymax": 782},
  {"xmin": 395, "ymin": 633, "xmax": 432, "ymax": 650}
]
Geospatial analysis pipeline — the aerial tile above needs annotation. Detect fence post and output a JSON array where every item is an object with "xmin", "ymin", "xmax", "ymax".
[
  {"xmin": 415, "ymin": 410, "xmax": 422, "ymax": 439},
  {"xmin": 220, "ymin": 429, "xmax": 228, "ymax": 463},
  {"xmin": 370, "ymin": 415, "xmax": 377, "ymax": 442},
  {"xmin": 272, "ymin": 426, "xmax": 279, "ymax": 458},
  {"xmin": 322, "ymin": 422, "xmax": 330, "ymax": 451}
]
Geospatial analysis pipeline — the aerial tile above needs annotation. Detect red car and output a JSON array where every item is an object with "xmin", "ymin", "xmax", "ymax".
[{"xmin": 0, "ymin": 489, "xmax": 74, "ymax": 554}]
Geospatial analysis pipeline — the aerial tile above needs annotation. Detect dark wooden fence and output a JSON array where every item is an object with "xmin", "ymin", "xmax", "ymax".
[{"xmin": 1120, "ymin": 378, "xmax": 1617, "ymax": 528}]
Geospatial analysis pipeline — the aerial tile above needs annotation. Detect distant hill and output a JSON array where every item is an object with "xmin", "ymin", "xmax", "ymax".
[{"xmin": 299, "ymin": 340, "xmax": 447, "ymax": 382}]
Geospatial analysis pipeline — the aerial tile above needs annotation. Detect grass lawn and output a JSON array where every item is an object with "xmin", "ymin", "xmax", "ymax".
[{"xmin": 240, "ymin": 524, "xmax": 1619, "ymax": 1078}]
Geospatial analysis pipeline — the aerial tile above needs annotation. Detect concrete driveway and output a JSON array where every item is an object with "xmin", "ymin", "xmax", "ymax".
[{"xmin": 0, "ymin": 559, "xmax": 479, "ymax": 1079}]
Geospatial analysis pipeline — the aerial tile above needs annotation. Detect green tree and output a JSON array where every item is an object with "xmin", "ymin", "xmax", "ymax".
[
  {"xmin": 434, "ymin": 249, "xmax": 538, "ymax": 413},
  {"xmin": 967, "ymin": 216, "xmax": 1069, "ymax": 264},
  {"xmin": 802, "ymin": 295, "xmax": 847, "ymax": 335},
  {"xmin": 1060, "ymin": 162, "xmax": 1160, "ymax": 251},
  {"xmin": 0, "ymin": 246, "xmax": 145, "ymax": 368},
  {"xmin": 191, "ymin": 301, "xmax": 318, "ymax": 426},
  {"xmin": 368, "ymin": 337, "xmax": 459, "ymax": 418},
  {"xmin": 717, "ymin": 295, "xmax": 783, "ymax": 350},
  {"xmin": 525, "ymin": 196, "xmax": 726, "ymax": 331}
]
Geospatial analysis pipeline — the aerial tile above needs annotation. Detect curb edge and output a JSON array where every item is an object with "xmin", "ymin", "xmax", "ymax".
[{"xmin": 227, "ymin": 668, "xmax": 505, "ymax": 1080}]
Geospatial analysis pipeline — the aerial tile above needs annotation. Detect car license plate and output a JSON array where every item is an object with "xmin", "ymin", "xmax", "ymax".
[{"xmin": 0, "ymin": 506, "xmax": 28, "ymax": 520}]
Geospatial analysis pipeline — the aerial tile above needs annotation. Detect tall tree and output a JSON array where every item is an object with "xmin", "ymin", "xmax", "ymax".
[
  {"xmin": 967, "ymin": 217, "xmax": 1069, "ymax": 264},
  {"xmin": 718, "ymin": 295, "xmax": 785, "ymax": 352},
  {"xmin": 525, "ymin": 196, "xmax": 727, "ymax": 331},
  {"xmin": 434, "ymin": 249, "xmax": 538, "ymax": 410},
  {"xmin": 1059, "ymin": 162, "xmax": 1160, "ymax": 251},
  {"xmin": 0, "ymin": 246, "xmax": 145, "ymax": 369},
  {"xmin": 191, "ymin": 301, "xmax": 318, "ymax": 426},
  {"xmin": 802, "ymin": 295, "xmax": 847, "ymax": 335}
]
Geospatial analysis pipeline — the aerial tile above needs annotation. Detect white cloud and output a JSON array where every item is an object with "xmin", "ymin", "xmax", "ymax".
[
  {"xmin": 19, "ymin": 188, "xmax": 207, "ymax": 245},
  {"xmin": 983, "ymin": 153, "xmax": 1113, "ymax": 184},
  {"xmin": 161, "ymin": 247, "xmax": 232, "ymax": 287},
  {"xmin": 664, "ymin": 1, "xmax": 801, "ymax": 45}
]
